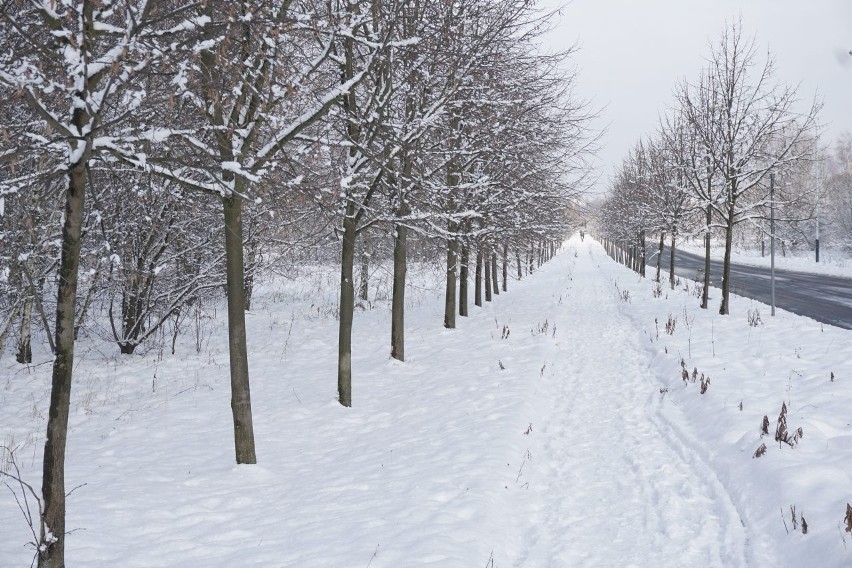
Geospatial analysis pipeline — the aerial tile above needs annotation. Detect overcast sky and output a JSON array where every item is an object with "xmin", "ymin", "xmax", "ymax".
[{"xmin": 538, "ymin": 0, "xmax": 852, "ymax": 194}]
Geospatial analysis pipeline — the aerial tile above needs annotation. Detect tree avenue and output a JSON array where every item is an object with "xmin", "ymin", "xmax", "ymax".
[
  {"xmin": 0, "ymin": 1, "xmax": 592, "ymax": 565},
  {"xmin": 598, "ymin": 21, "xmax": 822, "ymax": 315}
]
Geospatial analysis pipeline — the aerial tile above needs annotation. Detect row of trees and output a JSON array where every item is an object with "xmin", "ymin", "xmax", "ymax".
[
  {"xmin": 597, "ymin": 22, "xmax": 822, "ymax": 314},
  {"xmin": 0, "ymin": 1, "xmax": 591, "ymax": 565}
]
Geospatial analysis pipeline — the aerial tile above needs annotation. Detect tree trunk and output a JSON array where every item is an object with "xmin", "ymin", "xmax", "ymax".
[
  {"xmin": 0, "ymin": 300, "xmax": 21, "ymax": 360},
  {"xmin": 244, "ymin": 239, "xmax": 257, "ymax": 311},
  {"xmin": 491, "ymin": 251, "xmax": 499, "ymax": 296},
  {"xmin": 702, "ymin": 205, "xmax": 712, "ymax": 309},
  {"xmin": 390, "ymin": 222, "xmax": 406, "ymax": 361},
  {"xmin": 515, "ymin": 250, "xmax": 522, "ymax": 280},
  {"xmin": 15, "ymin": 296, "xmax": 33, "ymax": 364},
  {"xmin": 669, "ymin": 233, "xmax": 676, "ymax": 290},
  {"xmin": 655, "ymin": 232, "xmax": 664, "ymax": 283},
  {"xmin": 338, "ymin": 213, "xmax": 357, "ymax": 406},
  {"xmin": 502, "ymin": 244, "xmax": 508, "ymax": 292},
  {"xmin": 639, "ymin": 231, "xmax": 646, "ymax": 278},
  {"xmin": 443, "ymin": 225, "xmax": 458, "ymax": 329},
  {"xmin": 459, "ymin": 242, "xmax": 469, "ymax": 316},
  {"xmin": 484, "ymin": 251, "xmax": 492, "ymax": 302},
  {"xmin": 358, "ymin": 251, "xmax": 369, "ymax": 305},
  {"xmin": 223, "ymin": 195, "xmax": 257, "ymax": 461},
  {"xmin": 474, "ymin": 246, "xmax": 483, "ymax": 307},
  {"xmin": 719, "ymin": 205, "xmax": 735, "ymax": 315},
  {"xmin": 39, "ymin": 163, "xmax": 87, "ymax": 568}
]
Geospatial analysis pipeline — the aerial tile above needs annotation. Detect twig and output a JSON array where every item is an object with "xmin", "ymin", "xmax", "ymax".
[{"xmin": 365, "ymin": 544, "xmax": 380, "ymax": 567}]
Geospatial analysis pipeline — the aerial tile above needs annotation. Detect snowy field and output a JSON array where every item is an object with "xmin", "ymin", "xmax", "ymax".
[{"xmin": 2, "ymin": 236, "xmax": 852, "ymax": 567}]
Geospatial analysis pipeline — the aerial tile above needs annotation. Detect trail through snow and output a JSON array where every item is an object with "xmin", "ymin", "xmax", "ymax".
[{"xmin": 507, "ymin": 242, "xmax": 750, "ymax": 566}]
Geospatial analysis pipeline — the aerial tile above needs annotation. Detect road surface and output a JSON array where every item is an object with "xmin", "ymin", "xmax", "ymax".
[{"xmin": 647, "ymin": 246, "xmax": 852, "ymax": 330}]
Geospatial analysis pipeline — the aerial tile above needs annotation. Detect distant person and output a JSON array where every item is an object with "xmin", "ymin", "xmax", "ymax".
[{"xmin": 580, "ymin": 230, "xmax": 585, "ymax": 241}]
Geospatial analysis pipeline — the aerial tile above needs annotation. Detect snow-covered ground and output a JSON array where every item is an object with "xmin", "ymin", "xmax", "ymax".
[{"xmin": 2, "ymin": 237, "xmax": 852, "ymax": 567}]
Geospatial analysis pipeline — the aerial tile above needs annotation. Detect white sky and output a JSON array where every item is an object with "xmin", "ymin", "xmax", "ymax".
[{"xmin": 538, "ymin": 0, "xmax": 852, "ymax": 194}]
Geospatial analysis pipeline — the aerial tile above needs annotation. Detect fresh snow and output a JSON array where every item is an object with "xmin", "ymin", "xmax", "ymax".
[{"xmin": 2, "ymin": 236, "xmax": 852, "ymax": 567}]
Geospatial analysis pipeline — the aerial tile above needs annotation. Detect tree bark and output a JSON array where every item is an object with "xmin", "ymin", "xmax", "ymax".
[
  {"xmin": 669, "ymin": 233, "xmax": 676, "ymax": 290},
  {"xmin": 358, "ymin": 251, "xmax": 369, "ymax": 305},
  {"xmin": 0, "ymin": 300, "xmax": 21, "ymax": 360},
  {"xmin": 484, "ymin": 252, "xmax": 492, "ymax": 302},
  {"xmin": 338, "ymin": 213, "xmax": 357, "ymax": 405},
  {"xmin": 719, "ymin": 204, "xmax": 735, "ymax": 315},
  {"xmin": 702, "ymin": 204, "xmax": 712, "ymax": 309},
  {"xmin": 491, "ymin": 251, "xmax": 499, "ymax": 296},
  {"xmin": 515, "ymin": 250, "xmax": 522, "ymax": 280},
  {"xmin": 40, "ymin": 162, "xmax": 87, "ymax": 568},
  {"xmin": 474, "ymin": 246, "xmax": 483, "ymax": 307},
  {"xmin": 223, "ymin": 195, "xmax": 257, "ymax": 462},
  {"xmin": 443, "ymin": 226, "xmax": 458, "ymax": 329},
  {"xmin": 459, "ymin": 242, "xmax": 469, "ymax": 316},
  {"xmin": 390, "ymin": 222, "xmax": 406, "ymax": 361},
  {"xmin": 656, "ymin": 232, "xmax": 665, "ymax": 283},
  {"xmin": 15, "ymin": 296, "xmax": 33, "ymax": 364},
  {"xmin": 502, "ymin": 244, "xmax": 508, "ymax": 292},
  {"xmin": 244, "ymin": 239, "xmax": 257, "ymax": 311}
]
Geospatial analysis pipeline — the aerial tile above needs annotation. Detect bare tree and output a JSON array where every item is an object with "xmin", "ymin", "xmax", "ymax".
[{"xmin": 676, "ymin": 22, "xmax": 821, "ymax": 314}]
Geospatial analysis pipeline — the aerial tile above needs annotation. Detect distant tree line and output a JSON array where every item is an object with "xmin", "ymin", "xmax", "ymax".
[{"xmin": 596, "ymin": 21, "xmax": 825, "ymax": 315}]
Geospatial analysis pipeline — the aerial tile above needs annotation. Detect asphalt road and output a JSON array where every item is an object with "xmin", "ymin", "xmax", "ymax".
[{"xmin": 647, "ymin": 246, "xmax": 852, "ymax": 330}]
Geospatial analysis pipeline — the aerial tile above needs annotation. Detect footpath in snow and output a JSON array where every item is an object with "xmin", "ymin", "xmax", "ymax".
[
  {"xmin": 3, "ymin": 236, "xmax": 851, "ymax": 567},
  {"xmin": 511, "ymin": 243, "xmax": 748, "ymax": 567}
]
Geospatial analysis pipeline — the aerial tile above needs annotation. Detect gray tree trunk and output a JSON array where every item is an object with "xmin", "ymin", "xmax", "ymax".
[
  {"xmin": 484, "ymin": 252, "xmax": 492, "ymax": 302},
  {"xmin": 244, "ymin": 239, "xmax": 257, "ymax": 311},
  {"xmin": 515, "ymin": 250, "xmax": 522, "ymax": 280},
  {"xmin": 40, "ymin": 162, "xmax": 87, "ymax": 568},
  {"xmin": 358, "ymin": 251, "xmax": 369, "ymax": 305},
  {"xmin": 0, "ymin": 300, "xmax": 21, "ymax": 360},
  {"xmin": 656, "ymin": 232, "xmax": 665, "ymax": 283},
  {"xmin": 669, "ymin": 233, "xmax": 676, "ymax": 290},
  {"xmin": 459, "ymin": 243, "xmax": 469, "ymax": 316},
  {"xmin": 223, "ymin": 195, "xmax": 257, "ymax": 462},
  {"xmin": 15, "ymin": 296, "xmax": 33, "ymax": 364},
  {"xmin": 338, "ymin": 213, "xmax": 357, "ymax": 405},
  {"xmin": 391, "ymin": 222, "xmax": 406, "ymax": 361},
  {"xmin": 491, "ymin": 251, "xmax": 499, "ymax": 296},
  {"xmin": 502, "ymin": 244, "xmax": 508, "ymax": 292},
  {"xmin": 443, "ymin": 224, "xmax": 458, "ymax": 329},
  {"xmin": 474, "ymin": 247, "xmax": 483, "ymax": 307},
  {"xmin": 702, "ymin": 205, "xmax": 712, "ymax": 309},
  {"xmin": 719, "ymin": 203, "xmax": 735, "ymax": 315}
]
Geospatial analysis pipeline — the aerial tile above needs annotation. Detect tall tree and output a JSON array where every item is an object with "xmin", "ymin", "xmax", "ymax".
[
  {"xmin": 0, "ymin": 2, "xmax": 203, "ymax": 565},
  {"xmin": 676, "ymin": 22, "xmax": 820, "ymax": 314}
]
